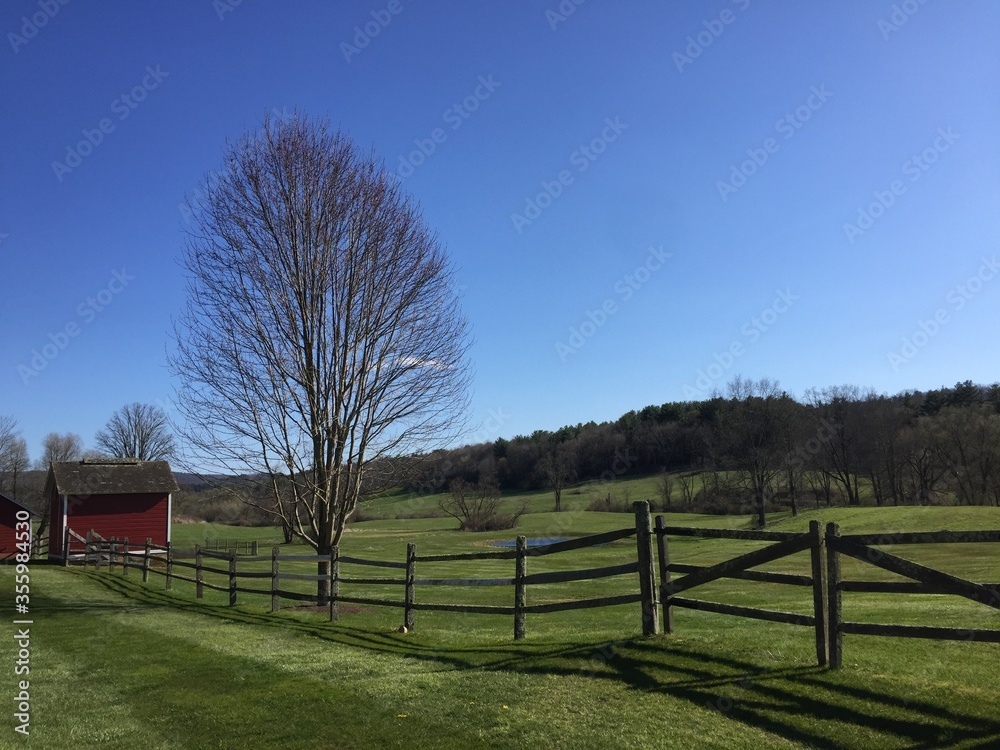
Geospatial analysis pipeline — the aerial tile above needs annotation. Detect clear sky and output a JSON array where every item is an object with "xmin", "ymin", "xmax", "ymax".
[{"xmin": 1, "ymin": 0, "xmax": 998, "ymax": 463}]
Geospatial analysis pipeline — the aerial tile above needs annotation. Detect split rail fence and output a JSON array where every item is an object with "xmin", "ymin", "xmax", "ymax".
[
  {"xmin": 69, "ymin": 504, "xmax": 1000, "ymax": 668},
  {"xmin": 74, "ymin": 506, "xmax": 654, "ymax": 642},
  {"xmin": 825, "ymin": 523, "xmax": 1000, "ymax": 667}
]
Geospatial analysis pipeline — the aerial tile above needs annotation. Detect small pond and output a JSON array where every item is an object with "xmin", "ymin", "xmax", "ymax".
[{"xmin": 491, "ymin": 537, "xmax": 571, "ymax": 548}]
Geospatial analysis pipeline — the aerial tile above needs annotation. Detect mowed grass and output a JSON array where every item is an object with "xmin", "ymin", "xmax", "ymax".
[
  {"xmin": 361, "ymin": 473, "xmax": 678, "ymax": 518},
  {"xmin": 360, "ymin": 469, "xmax": 900, "ymax": 520},
  {"xmin": 3, "ymin": 506, "xmax": 1000, "ymax": 749}
]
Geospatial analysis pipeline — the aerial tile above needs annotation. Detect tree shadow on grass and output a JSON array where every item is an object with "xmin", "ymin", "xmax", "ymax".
[{"xmin": 74, "ymin": 570, "xmax": 1000, "ymax": 749}]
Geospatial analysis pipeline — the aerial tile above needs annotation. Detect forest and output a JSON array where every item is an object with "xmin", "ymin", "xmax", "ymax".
[
  {"xmin": 3, "ymin": 378, "xmax": 999, "ymax": 530},
  {"xmin": 399, "ymin": 378, "xmax": 1000, "ymax": 525}
]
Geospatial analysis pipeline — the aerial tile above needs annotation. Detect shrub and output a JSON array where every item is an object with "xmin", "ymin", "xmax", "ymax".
[{"xmin": 439, "ymin": 477, "xmax": 525, "ymax": 531}]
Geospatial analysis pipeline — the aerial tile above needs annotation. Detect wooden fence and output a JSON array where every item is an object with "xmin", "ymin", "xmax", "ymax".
[
  {"xmin": 657, "ymin": 519, "xmax": 828, "ymax": 666},
  {"xmin": 204, "ymin": 538, "xmax": 259, "ymax": 555},
  {"xmin": 825, "ymin": 523, "xmax": 1000, "ymax": 667},
  {"xmin": 334, "ymin": 501, "xmax": 653, "ymax": 639},
  {"xmin": 75, "ymin": 502, "xmax": 655, "ymax": 640},
  {"xmin": 68, "ymin": 506, "xmax": 1000, "ymax": 668}
]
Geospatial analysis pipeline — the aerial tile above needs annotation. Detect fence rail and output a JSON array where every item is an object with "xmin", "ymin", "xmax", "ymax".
[
  {"xmin": 203, "ymin": 538, "xmax": 259, "ymax": 555},
  {"xmin": 825, "ymin": 522, "xmax": 1000, "ymax": 667},
  {"xmin": 656, "ymin": 518, "xmax": 828, "ymax": 666},
  {"xmin": 65, "ymin": 507, "xmax": 1000, "ymax": 668},
  {"xmin": 72, "ymin": 505, "xmax": 655, "ymax": 640}
]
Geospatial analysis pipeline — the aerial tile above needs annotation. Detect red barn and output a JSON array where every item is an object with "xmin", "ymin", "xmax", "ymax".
[
  {"xmin": 0, "ymin": 492, "xmax": 35, "ymax": 562},
  {"xmin": 45, "ymin": 459, "xmax": 178, "ymax": 560}
]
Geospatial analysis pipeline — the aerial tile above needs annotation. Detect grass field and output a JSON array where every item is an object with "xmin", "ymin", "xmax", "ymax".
[
  {"xmin": 3, "ymin": 506, "xmax": 1000, "ymax": 748},
  {"xmin": 359, "ymin": 470, "xmax": 892, "ymax": 520}
]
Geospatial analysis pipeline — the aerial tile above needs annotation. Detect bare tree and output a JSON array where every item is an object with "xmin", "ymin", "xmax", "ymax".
[
  {"xmin": 859, "ymin": 395, "xmax": 911, "ymax": 506},
  {"xmin": 677, "ymin": 472, "xmax": 696, "ymax": 507},
  {"xmin": 438, "ymin": 474, "xmax": 522, "ymax": 531},
  {"xmin": 31, "ymin": 431, "xmax": 83, "ymax": 544},
  {"xmin": 806, "ymin": 467, "xmax": 833, "ymax": 508},
  {"xmin": 924, "ymin": 405, "xmax": 1000, "ymax": 506},
  {"xmin": 171, "ymin": 113, "xmax": 471, "ymax": 601},
  {"xmin": 900, "ymin": 422, "xmax": 945, "ymax": 505},
  {"xmin": 805, "ymin": 385, "xmax": 866, "ymax": 506},
  {"xmin": 0, "ymin": 416, "xmax": 30, "ymax": 498},
  {"xmin": 718, "ymin": 376, "xmax": 789, "ymax": 528},
  {"xmin": 95, "ymin": 402, "xmax": 176, "ymax": 460},
  {"xmin": 540, "ymin": 442, "xmax": 576, "ymax": 512},
  {"xmin": 36, "ymin": 432, "xmax": 84, "ymax": 469},
  {"xmin": 657, "ymin": 468, "xmax": 673, "ymax": 511},
  {"xmin": 778, "ymin": 402, "xmax": 812, "ymax": 516}
]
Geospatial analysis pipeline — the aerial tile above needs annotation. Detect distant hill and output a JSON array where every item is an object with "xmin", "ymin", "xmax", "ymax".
[{"xmin": 173, "ymin": 472, "xmax": 235, "ymax": 491}]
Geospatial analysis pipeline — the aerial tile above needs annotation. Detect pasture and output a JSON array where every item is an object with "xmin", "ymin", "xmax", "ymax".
[{"xmin": 3, "ymin": 505, "xmax": 1000, "ymax": 748}]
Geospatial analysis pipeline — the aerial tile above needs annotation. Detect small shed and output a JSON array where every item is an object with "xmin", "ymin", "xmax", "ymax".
[
  {"xmin": 0, "ymin": 492, "xmax": 35, "ymax": 561},
  {"xmin": 45, "ymin": 459, "xmax": 179, "ymax": 560}
]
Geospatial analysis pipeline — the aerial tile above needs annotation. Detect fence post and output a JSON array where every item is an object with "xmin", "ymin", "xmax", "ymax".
[
  {"xmin": 514, "ymin": 535, "xmax": 527, "ymax": 640},
  {"xmin": 826, "ymin": 522, "xmax": 842, "ymax": 669},
  {"xmin": 809, "ymin": 520, "xmax": 828, "ymax": 667},
  {"xmin": 165, "ymin": 542, "xmax": 173, "ymax": 590},
  {"xmin": 271, "ymin": 547, "xmax": 280, "ymax": 613},
  {"xmin": 84, "ymin": 530, "xmax": 93, "ymax": 570},
  {"xmin": 62, "ymin": 526, "xmax": 70, "ymax": 567},
  {"xmin": 654, "ymin": 515, "xmax": 673, "ymax": 634},
  {"xmin": 143, "ymin": 538, "xmax": 151, "ymax": 583},
  {"xmin": 122, "ymin": 537, "xmax": 130, "ymax": 577},
  {"xmin": 330, "ymin": 546, "xmax": 339, "ymax": 622},
  {"xmin": 404, "ymin": 543, "xmax": 416, "ymax": 631},
  {"xmin": 253, "ymin": 540, "xmax": 259, "ymax": 556},
  {"xmin": 109, "ymin": 537, "xmax": 117, "ymax": 574},
  {"xmin": 195, "ymin": 544, "xmax": 204, "ymax": 599},
  {"xmin": 634, "ymin": 501, "xmax": 659, "ymax": 636},
  {"xmin": 229, "ymin": 551, "xmax": 237, "ymax": 606}
]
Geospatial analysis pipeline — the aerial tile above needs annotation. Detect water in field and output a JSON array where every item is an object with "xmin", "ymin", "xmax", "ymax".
[{"xmin": 491, "ymin": 537, "xmax": 571, "ymax": 548}]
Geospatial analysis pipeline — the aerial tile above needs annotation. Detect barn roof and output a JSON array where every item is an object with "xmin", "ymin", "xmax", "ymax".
[
  {"xmin": 46, "ymin": 459, "xmax": 180, "ymax": 497},
  {"xmin": 0, "ymin": 492, "xmax": 37, "ymax": 515}
]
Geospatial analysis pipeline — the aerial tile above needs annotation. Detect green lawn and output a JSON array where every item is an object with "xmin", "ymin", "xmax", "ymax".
[
  {"xmin": 3, "ymin": 506, "xmax": 1000, "ymax": 748},
  {"xmin": 359, "ymin": 469, "xmax": 911, "ymax": 521}
]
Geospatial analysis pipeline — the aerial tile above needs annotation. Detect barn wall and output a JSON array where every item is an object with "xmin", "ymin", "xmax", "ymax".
[
  {"xmin": 67, "ymin": 493, "xmax": 170, "ymax": 548},
  {"xmin": 0, "ymin": 498, "xmax": 29, "ymax": 559}
]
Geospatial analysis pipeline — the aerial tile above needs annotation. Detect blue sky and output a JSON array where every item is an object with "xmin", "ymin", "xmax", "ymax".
[{"xmin": 1, "ymin": 0, "xmax": 998, "ymax": 463}]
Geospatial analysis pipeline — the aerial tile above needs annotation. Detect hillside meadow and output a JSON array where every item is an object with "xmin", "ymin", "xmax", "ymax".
[{"xmin": 2, "ymin": 505, "xmax": 999, "ymax": 748}]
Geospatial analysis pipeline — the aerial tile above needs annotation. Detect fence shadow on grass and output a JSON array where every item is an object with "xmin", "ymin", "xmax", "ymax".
[
  {"xmin": 77, "ymin": 571, "xmax": 1000, "ymax": 750},
  {"xmin": 622, "ymin": 640, "xmax": 999, "ymax": 749}
]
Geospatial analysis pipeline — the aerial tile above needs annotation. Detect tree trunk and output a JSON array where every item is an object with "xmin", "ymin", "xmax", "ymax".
[{"xmin": 317, "ymin": 556, "xmax": 331, "ymax": 605}]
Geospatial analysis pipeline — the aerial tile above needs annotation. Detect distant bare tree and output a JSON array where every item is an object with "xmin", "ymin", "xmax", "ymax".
[
  {"xmin": 718, "ymin": 376, "xmax": 790, "ymax": 528},
  {"xmin": 171, "ymin": 113, "xmax": 471, "ymax": 602},
  {"xmin": 31, "ymin": 431, "xmax": 83, "ymax": 543},
  {"xmin": 540, "ymin": 443, "xmax": 576, "ymax": 512},
  {"xmin": 439, "ymin": 474, "xmax": 522, "ymax": 531},
  {"xmin": 677, "ymin": 473, "xmax": 696, "ymax": 507},
  {"xmin": 657, "ymin": 468, "xmax": 673, "ymax": 511},
  {"xmin": 95, "ymin": 403, "xmax": 176, "ymax": 460},
  {"xmin": 0, "ymin": 416, "xmax": 30, "ymax": 497},
  {"xmin": 36, "ymin": 432, "xmax": 84, "ymax": 469},
  {"xmin": 805, "ymin": 385, "xmax": 866, "ymax": 506},
  {"xmin": 925, "ymin": 405, "xmax": 1000, "ymax": 506},
  {"xmin": 900, "ymin": 422, "xmax": 945, "ymax": 505}
]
